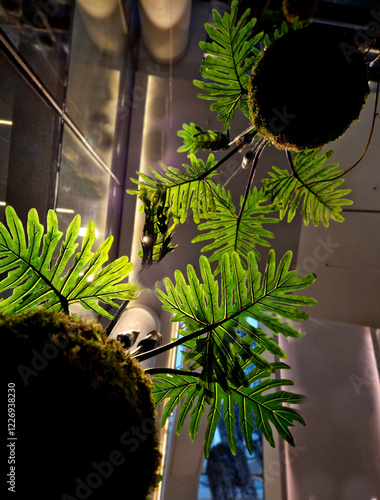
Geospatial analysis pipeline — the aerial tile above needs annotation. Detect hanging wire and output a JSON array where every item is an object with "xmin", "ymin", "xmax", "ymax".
[{"xmin": 309, "ymin": 79, "xmax": 379, "ymax": 186}]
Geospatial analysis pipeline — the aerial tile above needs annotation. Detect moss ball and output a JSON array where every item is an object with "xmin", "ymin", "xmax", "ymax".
[
  {"xmin": 282, "ymin": 0, "xmax": 319, "ymax": 23},
  {"xmin": 3, "ymin": 309, "xmax": 161, "ymax": 500},
  {"xmin": 248, "ymin": 24, "xmax": 369, "ymax": 151}
]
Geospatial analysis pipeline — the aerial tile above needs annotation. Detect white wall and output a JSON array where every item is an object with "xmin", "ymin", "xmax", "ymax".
[{"xmin": 280, "ymin": 318, "xmax": 380, "ymax": 500}]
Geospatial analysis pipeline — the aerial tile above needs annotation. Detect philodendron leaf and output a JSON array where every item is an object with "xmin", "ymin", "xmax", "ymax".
[
  {"xmin": 193, "ymin": 186, "xmax": 279, "ymax": 273},
  {"xmin": 193, "ymin": 0, "xmax": 263, "ymax": 127},
  {"xmin": 155, "ymin": 250, "xmax": 316, "ymax": 398},
  {"xmin": 128, "ymin": 154, "xmax": 219, "ymax": 224},
  {"xmin": 0, "ymin": 206, "xmax": 140, "ymax": 318},
  {"xmin": 262, "ymin": 149, "xmax": 353, "ymax": 227},
  {"xmin": 138, "ymin": 183, "xmax": 178, "ymax": 268},
  {"xmin": 177, "ymin": 123, "xmax": 230, "ymax": 156},
  {"xmin": 152, "ymin": 360, "xmax": 305, "ymax": 457}
]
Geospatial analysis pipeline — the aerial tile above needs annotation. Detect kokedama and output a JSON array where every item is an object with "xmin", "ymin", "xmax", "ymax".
[
  {"xmin": 248, "ymin": 23, "xmax": 370, "ymax": 151},
  {"xmin": 3, "ymin": 310, "xmax": 161, "ymax": 500}
]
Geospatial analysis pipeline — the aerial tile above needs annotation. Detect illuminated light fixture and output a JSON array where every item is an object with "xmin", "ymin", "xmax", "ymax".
[
  {"xmin": 77, "ymin": 0, "xmax": 118, "ymax": 19},
  {"xmin": 77, "ymin": 0, "xmax": 126, "ymax": 54},
  {"xmin": 0, "ymin": 119, "xmax": 12, "ymax": 126},
  {"xmin": 0, "ymin": 201, "xmax": 6, "ymax": 206},
  {"xmin": 55, "ymin": 208, "xmax": 75, "ymax": 214},
  {"xmin": 139, "ymin": 0, "xmax": 189, "ymax": 29},
  {"xmin": 138, "ymin": 0, "xmax": 191, "ymax": 63}
]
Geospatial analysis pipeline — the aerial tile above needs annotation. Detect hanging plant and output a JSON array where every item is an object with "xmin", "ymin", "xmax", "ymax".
[
  {"xmin": 3, "ymin": 1, "xmax": 379, "ymax": 498},
  {"xmin": 4, "ymin": 309, "xmax": 161, "ymax": 500},
  {"xmin": 248, "ymin": 23, "xmax": 370, "ymax": 150}
]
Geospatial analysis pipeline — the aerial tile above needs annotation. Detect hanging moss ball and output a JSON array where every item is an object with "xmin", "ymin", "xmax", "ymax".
[
  {"xmin": 3, "ymin": 309, "xmax": 161, "ymax": 500},
  {"xmin": 282, "ymin": 0, "xmax": 319, "ymax": 23},
  {"xmin": 248, "ymin": 24, "xmax": 369, "ymax": 151}
]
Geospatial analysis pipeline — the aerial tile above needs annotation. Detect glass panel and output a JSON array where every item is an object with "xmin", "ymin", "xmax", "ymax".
[
  {"xmin": 198, "ymin": 320, "xmax": 265, "ymax": 500},
  {"xmin": 55, "ymin": 124, "xmax": 112, "ymax": 245},
  {"xmin": 0, "ymin": 48, "xmax": 60, "ymax": 224},
  {"xmin": 198, "ymin": 419, "xmax": 264, "ymax": 500},
  {"xmin": 0, "ymin": 81, "xmax": 12, "ymax": 222},
  {"xmin": 0, "ymin": 0, "xmax": 72, "ymax": 104},
  {"xmin": 65, "ymin": 0, "xmax": 136, "ymax": 176}
]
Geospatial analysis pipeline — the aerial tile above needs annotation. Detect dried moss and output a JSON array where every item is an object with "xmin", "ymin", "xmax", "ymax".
[
  {"xmin": 3, "ymin": 309, "xmax": 161, "ymax": 500},
  {"xmin": 282, "ymin": 0, "xmax": 319, "ymax": 23},
  {"xmin": 248, "ymin": 24, "xmax": 369, "ymax": 151}
]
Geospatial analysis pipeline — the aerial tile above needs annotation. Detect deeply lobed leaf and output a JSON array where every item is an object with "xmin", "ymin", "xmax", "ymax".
[
  {"xmin": 193, "ymin": 185, "xmax": 279, "ymax": 273},
  {"xmin": 194, "ymin": 0, "xmax": 263, "ymax": 127},
  {"xmin": 155, "ymin": 250, "xmax": 316, "ymax": 398},
  {"xmin": 128, "ymin": 154, "xmax": 219, "ymax": 224},
  {"xmin": 152, "ymin": 360, "xmax": 305, "ymax": 457},
  {"xmin": 0, "ymin": 206, "xmax": 140, "ymax": 318},
  {"xmin": 262, "ymin": 149, "xmax": 353, "ymax": 227},
  {"xmin": 177, "ymin": 123, "xmax": 230, "ymax": 156}
]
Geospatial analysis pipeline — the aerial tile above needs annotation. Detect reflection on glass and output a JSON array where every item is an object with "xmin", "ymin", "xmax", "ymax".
[
  {"xmin": 0, "ymin": 48, "xmax": 60, "ymax": 223},
  {"xmin": 0, "ymin": 0, "xmax": 72, "ymax": 104},
  {"xmin": 198, "ymin": 416, "xmax": 264, "ymax": 500},
  {"xmin": 66, "ymin": 0, "xmax": 130, "ymax": 171},
  {"xmin": 163, "ymin": 321, "xmax": 265, "ymax": 500},
  {"xmin": 0, "ymin": 94, "xmax": 12, "ymax": 222},
  {"xmin": 198, "ymin": 319, "xmax": 264, "ymax": 500},
  {"xmin": 56, "ymin": 125, "xmax": 111, "ymax": 243}
]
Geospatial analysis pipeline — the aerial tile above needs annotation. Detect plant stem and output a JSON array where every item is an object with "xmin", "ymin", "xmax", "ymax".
[
  {"xmin": 285, "ymin": 150, "xmax": 310, "ymax": 192},
  {"xmin": 105, "ymin": 300, "xmax": 130, "ymax": 337},
  {"xmin": 237, "ymin": 138, "xmax": 267, "ymax": 219},
  {"xmin": 134, "ymin": 322, "xmax": 222, "ymax": 362},
  {"xmin": 144, "ymin": 367, "xmax": 201, "ymax": 377},
  {"xmin": 197, "ymin": 127, "xmax": 256, "ymax": 181}
]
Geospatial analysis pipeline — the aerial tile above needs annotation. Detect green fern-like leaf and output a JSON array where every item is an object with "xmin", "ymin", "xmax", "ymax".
[
  {"xmin": 152, "ymin": 360, "xmax": 305, "ymax": 457},
  {"xmin": 262, "ymin": 149, "xmax": 353, "ymax": 227},
  {"xmin": 193, "ymin": 0, "xmax": 263, "ymax": 127},
  {"xmin": 155, "ymin": 250, "xmax": 316, "ymax": 397},
  {"xmin": 138, "ymin": 183, "xmax": 178, "ymax": 268},
  {"xmin": 193, "ymin": 186, "xmax": 279, "ymax": 273},
  {"xmin": 128, "ymin": 154, "xmax": 219, "ymax": 224},
  {"xmin": 177, "ymin": 123, "xmax": 230, "ymax": 156},
  {"xmin": 0, "ymin": 206, "xmax": 140, "ymax": 318}
]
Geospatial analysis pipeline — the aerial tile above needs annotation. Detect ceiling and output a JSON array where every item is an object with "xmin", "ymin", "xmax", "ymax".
[{"xmin": 120, "ymin": 0, "xmax": 380, "ymax": 335}]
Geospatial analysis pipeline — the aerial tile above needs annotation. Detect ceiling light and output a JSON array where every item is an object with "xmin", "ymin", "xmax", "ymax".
[{"xmin": 55, "ymin": 208, "xmax": 75, "ymax": 214}]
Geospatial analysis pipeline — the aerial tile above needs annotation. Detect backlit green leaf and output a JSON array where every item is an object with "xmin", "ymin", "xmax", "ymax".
[{"xmin": 0, "ymin": 206, "xmax": 140, "ymax": 318}]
